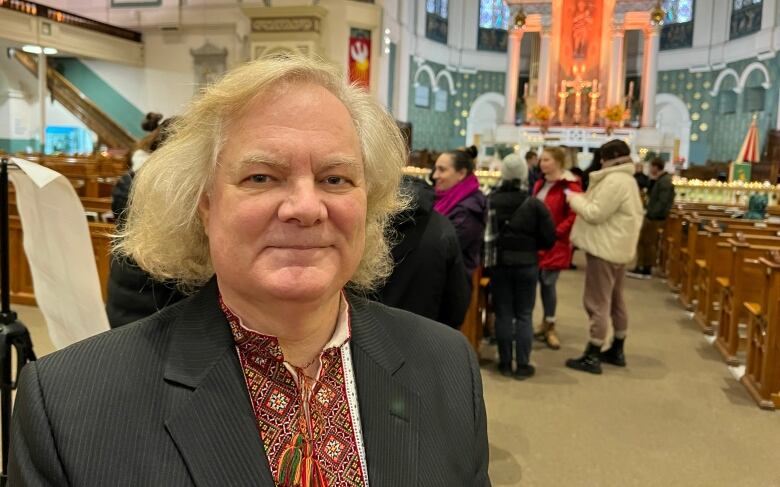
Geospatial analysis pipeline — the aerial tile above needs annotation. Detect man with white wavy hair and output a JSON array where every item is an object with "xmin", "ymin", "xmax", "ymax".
[{"xmin": 10, "ymin": 54, "xmax": 490, "ymax": 486}]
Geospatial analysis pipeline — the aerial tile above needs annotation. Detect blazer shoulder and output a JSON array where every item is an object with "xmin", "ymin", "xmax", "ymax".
[{"xmin": 34, "ymin": 298, "xmax": 186, "ymax": 377}]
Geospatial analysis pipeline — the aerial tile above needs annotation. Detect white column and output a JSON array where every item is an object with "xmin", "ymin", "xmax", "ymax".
[
  {"xmin": 537, "ymin": 29, "xmax": 552, "ymax": 107},
  {"xmin": 607, "ymin": 24, "xmax": 624, "ymax": 106},
  {"xmin": 503, "ymin": 30, "xmax": 523, "ymax": 125},
  {"xmin": 38, "ymin": 52, "xmax": 46, "ymax": 152},
  {"xmin": 641, "ymin": 27, "xmax": 661, "ymax": 127}
]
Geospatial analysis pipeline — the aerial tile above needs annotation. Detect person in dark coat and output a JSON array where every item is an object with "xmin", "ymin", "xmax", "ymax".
[
  {"xmin": 106, "ymin": 117, "xmax": 187, "ymax": 327},
  {"xmin": 526, "ymin": 150, "xmax": 542, "ymax": 191},
  {"xmin": 487, "ymin": 158, "xmax": 556, "ymax": 379},
  {"xmin": 628, "ymin": 158, "xmax": 676, "ymax": 278},
  {"xmin": 375, "ymin": 176, "xmax": 470, "ymax": 328},
  {"xmin": 433, "ymin": 145, "xmax": 488, "ymax": 277}
]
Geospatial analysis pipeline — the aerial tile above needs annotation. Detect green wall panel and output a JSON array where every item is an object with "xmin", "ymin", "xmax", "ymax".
[
  {"xmin": 658, "ymin": 56, "xmax": 779, "ymax": 165},
  {"xmin": 0, "ymin": 138, "xmax": 37, "ymax": 153},
  {"xmin": 56, "ymin": 58, "xmax": 146, "ymax": 139},
  {"xmin": 407, "ymin": 56, "xmax": 505, "ymax": 151}
]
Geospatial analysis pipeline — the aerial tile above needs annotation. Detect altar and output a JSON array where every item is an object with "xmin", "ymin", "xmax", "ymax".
[{"xmin": 488, "ymin": 0, "xmax": 673, "ymax": 163}]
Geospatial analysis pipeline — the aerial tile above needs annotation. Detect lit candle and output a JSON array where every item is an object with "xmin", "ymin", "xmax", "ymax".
[
  {"xmin": 561, "ymin": 80, "xmax": 567, "ymax": 92},
  {"xmin": 628, "ymin": 80, "xmax": 635, "ymax": 98},
  {"xmin": 523, "ymin": 82, "xmax": 529, "ymax": 98}
]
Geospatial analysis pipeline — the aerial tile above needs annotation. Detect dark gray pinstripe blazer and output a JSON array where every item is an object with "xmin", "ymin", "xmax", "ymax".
[{"xmin": 9, "ymin": 279, "xmax": 490, "ymax": 486}]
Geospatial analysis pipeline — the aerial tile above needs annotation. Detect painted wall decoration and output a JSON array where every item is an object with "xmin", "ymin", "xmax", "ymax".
[
  {"xmin": 348, "ymin": 28, "xmax": 371, "ymax": 89},
  {"xmin": 660, "ymin": 1, "xmax": 695, "ymax": 51},
  {"xmin": 190, "ymin": 41, "xmax": 228, "ymax": 92},
  {"xmin": 559, "ymin": 0, "xmax": 602, "ymax": 81}
]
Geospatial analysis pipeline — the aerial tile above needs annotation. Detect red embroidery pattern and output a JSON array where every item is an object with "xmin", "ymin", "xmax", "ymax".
[{"xmin": 221, "ymin": 299, "xmax": 366, "ymax": 487}]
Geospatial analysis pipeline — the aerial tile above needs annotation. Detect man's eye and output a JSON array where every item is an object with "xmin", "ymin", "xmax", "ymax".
[
  {"xmin": 249, "ymin": 174, "xmax": 270, "ymax": 183},
  {"xmin": 324, "ymin": 176, "xmax": 348, "ymax": 185}
]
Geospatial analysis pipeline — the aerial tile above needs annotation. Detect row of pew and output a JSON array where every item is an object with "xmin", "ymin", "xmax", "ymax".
[{"xmin": 660, "ymin": 202, "xmax": 780, "ymax": 410}]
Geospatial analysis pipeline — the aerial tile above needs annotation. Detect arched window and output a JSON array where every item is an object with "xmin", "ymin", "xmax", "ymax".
[
  {"xmin": 426, "ymin": 0, "xmax": 449, "ymax": 44},
  {"xmin": 660, "ymin": 1, "xmax": 695, "ymax": 50},
  {"xmin": 477, "ymin": 0, "xmax": 510, "ymax": 52},
  {"xmin": 479, "ymin": 0, "xmax": 510, "ymax": 29},
  {"xmin": 730, "ymin": 0, "xmax": 762, "ymax": 39}
]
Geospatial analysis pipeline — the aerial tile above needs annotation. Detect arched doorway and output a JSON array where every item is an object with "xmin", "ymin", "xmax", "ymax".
[
  {"xmin": 655, "ymin": 93, "xmax": 691, "ymax": 166},
  {"xmin": 466, "ymin": 92, "xmax": 505, "ymax": 148}
]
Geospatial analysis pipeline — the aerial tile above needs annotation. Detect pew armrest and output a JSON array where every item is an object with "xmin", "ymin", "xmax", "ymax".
[
  {"xmin": 716, "ymin": 277, "xmax": 730, "ymax": 289},
  {"xmin": 744, "ymin": 301, "xmax": 762, "ymax": 317},
  {"xmin": 695, "ymin": 259, "xmax": 706, "ymax": 269}
]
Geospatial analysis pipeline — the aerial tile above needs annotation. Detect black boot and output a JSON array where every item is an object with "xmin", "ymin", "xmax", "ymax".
[
  {"xmin": 496, "ymin": 340, "xmax": 513, "ymax": 377},
  {"xmin": 565, "ymin": 342, "xmax": 603, "ymax": 375},
  {"xmin": 601, "ymin": 337, "xmax": 626, "ymax": 367}
]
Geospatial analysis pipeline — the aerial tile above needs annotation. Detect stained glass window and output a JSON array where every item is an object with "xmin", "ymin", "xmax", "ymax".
[
  {"xmin": 730, "ymin": 0, "xmax": 762, "ymax": 39},
  {"xmin": 733, "ymin": 0, "xmax": 762, "ymax": 9},
  {"xmin": 663, "ymin": 0, "xmax": 694, "ymax": 24},
  {"xmin": 427, "ymin": 0, "xmax": 448, "ymax": 19},
  {"xmin": 479, "ymin": 0, "xmax": 510, "ymax": 30},
  {"xmin": 660, "ymin": 0, "xmax": 695, "ymax": 50}
]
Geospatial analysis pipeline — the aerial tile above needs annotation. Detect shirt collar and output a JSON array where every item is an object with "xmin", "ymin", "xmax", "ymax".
[{"xmin": 222, "ymin": 291, "xmax": 351, "ymax": 361}]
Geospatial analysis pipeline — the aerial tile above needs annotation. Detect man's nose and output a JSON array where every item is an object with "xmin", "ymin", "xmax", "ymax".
[{"xmin": 277, "ymin": 179, "xmax": 326, "ymax": 226}]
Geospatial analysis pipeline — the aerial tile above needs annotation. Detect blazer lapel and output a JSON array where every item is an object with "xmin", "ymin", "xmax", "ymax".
[
  {"xmin": 163, "ymin": 279, "xmax": 275, "ymax": 487},
  {"xmin": 349, "ymin": 297, "xmax": 420, "ymax": 485}
]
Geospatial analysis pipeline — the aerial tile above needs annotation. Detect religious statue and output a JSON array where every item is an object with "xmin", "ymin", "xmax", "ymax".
[{"xmin": 572, "ymin": 0, "xmax": 593, "ymax": 59}]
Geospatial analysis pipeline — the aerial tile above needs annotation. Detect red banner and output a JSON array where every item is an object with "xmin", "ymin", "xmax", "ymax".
[
  {"xmin": 559, "ymin": 0, "xmax": 602, "ymax": 81},
  {"xmin": 348, "ymin": 33, "xmax": 371, "ymax": 88}
]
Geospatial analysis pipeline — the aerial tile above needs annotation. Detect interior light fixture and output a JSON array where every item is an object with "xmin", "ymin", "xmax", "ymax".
[
  {"xmin": 513, "ymin": 8, "xmax": 526, "ymax": 30},
  {"xmin": 21, "ymin": 45, "xmax": 57, "ymax": 55},
  {"xmin": 649, "ymin": 1, "xmax": 665, "ymax": 26}
]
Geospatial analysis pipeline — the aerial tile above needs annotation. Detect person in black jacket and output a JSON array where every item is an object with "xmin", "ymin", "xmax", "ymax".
[
  {"xmin": 628, "ymin": 158, "xmax": 676, "ymax": 278},
  {"xmin": 487, "ymin": 158, "xmax": 556, "ymax": 379},
  {"xmin": 376, "ymin": 176, "xmax": 470, "ymax": 328},
  {"xmin": 107, "ymin": 117, "xmax": 187, "ymax": 327}
]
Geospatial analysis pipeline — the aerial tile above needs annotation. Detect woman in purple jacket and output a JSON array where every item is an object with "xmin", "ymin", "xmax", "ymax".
[{"xmin": 432, "ymin": 146, "xmax": 488, "ymax": 277}]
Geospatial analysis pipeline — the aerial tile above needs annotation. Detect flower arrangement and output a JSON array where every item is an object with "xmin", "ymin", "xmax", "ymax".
[
  {"xmin": 602, "ymin": 104, "xmax": 630, "ymax": 123},
  {"xmin": 531, "ymin": 104, "xmax": 554, "ymax": 123}
]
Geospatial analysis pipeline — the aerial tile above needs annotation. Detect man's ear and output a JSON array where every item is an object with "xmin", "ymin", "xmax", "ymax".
[{"xmin": 198, "ymin": 192, "xmax": 210, "ymax": 235}]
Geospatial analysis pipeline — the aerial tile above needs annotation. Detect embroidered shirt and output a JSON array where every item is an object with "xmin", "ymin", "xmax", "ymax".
[{"xmin": 223, "ymin": 293, "xmax": 369, "ymax": 486}]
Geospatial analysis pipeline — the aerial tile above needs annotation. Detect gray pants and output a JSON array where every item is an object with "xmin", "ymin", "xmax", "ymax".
[{"xmin": 584, "ymin": 254, "xmax": 628, "ymax": 345}]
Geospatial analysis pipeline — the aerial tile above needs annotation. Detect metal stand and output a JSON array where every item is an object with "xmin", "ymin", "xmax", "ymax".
[{"xmin": 0, "ymin": 157, "xmax": 36, "ymax": 486}]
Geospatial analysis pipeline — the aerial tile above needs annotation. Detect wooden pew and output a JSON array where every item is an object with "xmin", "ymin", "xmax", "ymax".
[
  {"xmin": 10, "ymin": 216, "xmax": 114, "ymax": 305},
  {"xmin": 678, "ymin": 216, "xmax": 780, "ymax": 309},
  {"xmin": 715, "ymin": 239, "xmax": 780, "ymax": 365},
  {"xmin": 662, "ymin": 205, "xmax": 744, "ymax": 286},
  {"xmin": 742, "ymin": 253, "xmax": 780, "ymax": 409}
]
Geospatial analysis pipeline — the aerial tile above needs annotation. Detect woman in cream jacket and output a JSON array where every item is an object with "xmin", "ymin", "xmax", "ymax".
[{"xmin": 564, "ymin": 139, "xmax": 644, "ymax": 374}]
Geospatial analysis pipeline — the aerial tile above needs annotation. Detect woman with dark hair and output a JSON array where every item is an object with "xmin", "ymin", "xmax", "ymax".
[
  {"xmin": 433, "ymin": 145, "xmax": 488, "ymax": 276},
  {"xmin": 582, "ymin": 149, "xmax": 602, "ymax": 191},
  {"xmin": 565, "ymin": 139, "xmax": 644, "ymax": 374}
]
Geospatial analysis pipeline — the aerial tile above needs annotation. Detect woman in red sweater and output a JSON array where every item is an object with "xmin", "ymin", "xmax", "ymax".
[{"xmin": 532, "ymin": 146, "xmax": 582, "ymax": 349}]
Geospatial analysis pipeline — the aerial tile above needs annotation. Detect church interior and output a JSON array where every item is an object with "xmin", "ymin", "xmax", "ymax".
[{"xmin": 3, "ymin": 0, "xmax": 780, "ymax": 485}]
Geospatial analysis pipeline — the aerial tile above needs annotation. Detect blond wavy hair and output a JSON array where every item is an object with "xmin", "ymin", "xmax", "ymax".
[{"xmin": 115, "ymin": 54, "xmax": 408, "ymax": 292}]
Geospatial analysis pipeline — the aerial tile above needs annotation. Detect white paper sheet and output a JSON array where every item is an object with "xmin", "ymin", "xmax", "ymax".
[{"xmin": 8, "ymin": 157, "xmax": 109, "ymax": 349}]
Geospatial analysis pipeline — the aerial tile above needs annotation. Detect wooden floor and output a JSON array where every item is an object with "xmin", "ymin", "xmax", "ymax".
[{"xmin": 13, "ymin": 253, "xmax": 780, "ymax": 486}]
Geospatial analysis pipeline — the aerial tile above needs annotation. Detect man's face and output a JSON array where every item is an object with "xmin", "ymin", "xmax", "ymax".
[
  {"xmin": 527, "ymin": 156, "xmax": 539, "ymax": 168},
  {"xmin": 199, "ymin": 82, "xmax": 367, "ymax": 304},
  {"xmin": 650, "ymin": 164, "xmax": 661, "ymax": 177}
]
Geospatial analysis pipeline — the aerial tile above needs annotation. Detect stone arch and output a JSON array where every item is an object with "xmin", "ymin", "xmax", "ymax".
[
  {"xmin": 413, "ymin": 64, "xmax": 436, "ymax": 87},
  {"xmin": 465, "ymin": 92, "xmax": 505, "ymax": 147},
  {"xmin": 434, "ymin": 69, "xmax": 456, "ymax": 94},
  {"xmin": 739, "ymin": 62, "xmax": 772, "ymax": 91},
  {"xmin": 710, "ymin": 68, "xmax": 740, "ymax": 96},
  {"xmin": 655, "ymin": 93, "xmax": 691, "ymax": 165}
]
